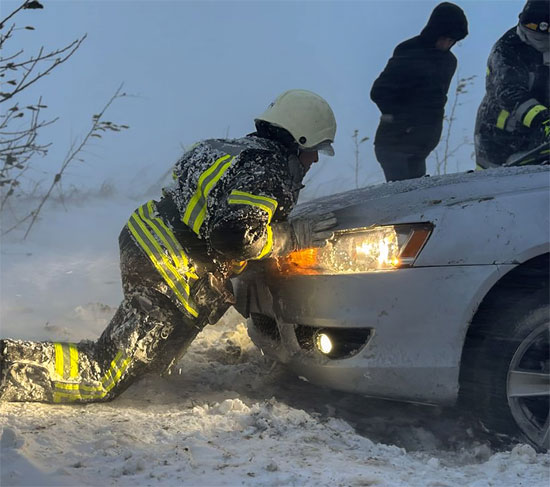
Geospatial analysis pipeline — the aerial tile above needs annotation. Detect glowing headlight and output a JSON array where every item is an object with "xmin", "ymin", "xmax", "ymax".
[{"xmin": 275, "ymin": 223, "xmax": 432, "ymax": 275}]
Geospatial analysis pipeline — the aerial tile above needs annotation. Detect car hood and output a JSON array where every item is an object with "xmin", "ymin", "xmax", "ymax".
[{"xmin": 292, "ymin": 166, "xmax": 549, "ymax": 227}]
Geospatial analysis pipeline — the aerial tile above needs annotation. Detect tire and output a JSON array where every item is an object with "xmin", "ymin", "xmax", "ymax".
[{"xmin": 460, "ymin": 283, "xmax": 549, "ymax": 451}]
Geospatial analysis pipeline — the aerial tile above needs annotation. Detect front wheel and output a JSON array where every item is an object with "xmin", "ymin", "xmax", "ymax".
[
  {"xmin": 506, "ymin": 313, "xmax": 549, "ymax": 449},
  {"xmin": 460, "ymin": 286, "xmax": 549, "ymax": 451}
]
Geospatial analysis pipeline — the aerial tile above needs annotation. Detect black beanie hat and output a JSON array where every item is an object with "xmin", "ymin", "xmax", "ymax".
[{"xmin": 519, "ymin": 0, "xmax": 550, "ymax": 32}]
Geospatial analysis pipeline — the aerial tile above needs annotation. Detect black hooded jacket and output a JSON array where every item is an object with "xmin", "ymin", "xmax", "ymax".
[{"xmin": 370, "ymin": 2, "xmax": 468, "ymax": 156}]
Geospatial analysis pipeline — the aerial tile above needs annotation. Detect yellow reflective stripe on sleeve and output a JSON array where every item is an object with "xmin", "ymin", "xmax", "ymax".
[
  {"xmin": 486, "ymin": 66, "xmax": 490, "ymax": 76},
  {"xmin": 52, "ymin": 351, "xmax": 131, "ymax": 402},
  {"xmin": 255, "ymin": 224, "xmax": 273, "ymax": 260},
  {"xmin": 54, "ymin": 343, "xmax": 79, "ymax": 380},
  {"xmin": 128, "ymin": 214, "xmax": 199, "ymax": 317},
  {"xmin": 183, "ymin": 154, "xmax": 235, "ymax": 234},
  {"xmin": 227, "ymin": 190, "xmax": 278, "ymax": 221},
  {"xmin": 227, "ymin": 190, "xmax": 278, "ymax": 260},
  {"xmin": 496, "ymin": 110, "xmax": 510, "ymax": 130},
  {"xmin": 523, "ymin": 104, "xmax": 547, "ymax": 128}
]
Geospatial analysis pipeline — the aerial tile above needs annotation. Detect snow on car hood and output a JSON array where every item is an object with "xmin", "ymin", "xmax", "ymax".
[{"xmin": 292, "ymin": 166, "xmax": 549, "ymax": 227}]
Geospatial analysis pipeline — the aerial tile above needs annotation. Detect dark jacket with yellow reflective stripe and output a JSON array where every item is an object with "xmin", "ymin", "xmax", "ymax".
[
  {"xmin": 0, "ymin": 136, "xmax": 304, "ymax": 404},
  {"xmin": 475, "ymin": 27, "xmax": 550, "ymax": 167},
  {"xmin": 162, "ymin": 136, "xmax": 302, "ymax": 262}
]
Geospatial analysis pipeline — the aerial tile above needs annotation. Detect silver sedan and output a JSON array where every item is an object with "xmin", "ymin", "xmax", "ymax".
[{"xmin": 233, "ymin": 165, "xmax": 550, "ymax": 451}]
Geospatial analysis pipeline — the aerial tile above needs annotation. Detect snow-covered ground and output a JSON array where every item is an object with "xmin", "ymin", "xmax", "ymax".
[{"xmin": 1, "ymin": 197, "xmax": 549, "ymax": 486}]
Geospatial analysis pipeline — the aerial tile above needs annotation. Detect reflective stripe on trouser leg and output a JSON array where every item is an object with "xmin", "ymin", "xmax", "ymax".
[
  {"xmin": 128, "ymin": 202, "xmax": 199, "ymax": 318},
  {"xmin": 0, "ymin": 340, "xmax": 131, "ymax": 403},
  {"xmin": 54, "ymin": 342, "xmax": 79, "ymax": 379},
  {"xmin": 52, "ymin": 349, "xmax": 131, "ymax": 403}
]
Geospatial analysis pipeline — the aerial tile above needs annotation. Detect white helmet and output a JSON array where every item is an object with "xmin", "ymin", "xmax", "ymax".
[{"xmin": 255, "ymin": 89, "xmax": 336, "ymax": 155}]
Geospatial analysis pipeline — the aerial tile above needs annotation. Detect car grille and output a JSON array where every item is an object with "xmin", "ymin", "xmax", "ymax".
[{"xmin": 249, "ymin": 313, "xmax": 281, "ymax": 342}]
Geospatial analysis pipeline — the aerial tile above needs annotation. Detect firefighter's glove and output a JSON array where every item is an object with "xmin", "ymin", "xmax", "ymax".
[
  {"xmin": 290, "ymin": 212, "xmax": 338, "ymax": 249},
  {"xmin": 270, "ymin": 213, "xmax": 337, "ymax": 257},
  {"xmin": 192, "ymin": 273, "xmax": 235, "ymax": 325}
]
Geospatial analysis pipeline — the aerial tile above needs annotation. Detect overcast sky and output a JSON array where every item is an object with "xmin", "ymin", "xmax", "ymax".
[{"xmin": 3, "ymin": 0, "xmax": 524, "ymax": 199}]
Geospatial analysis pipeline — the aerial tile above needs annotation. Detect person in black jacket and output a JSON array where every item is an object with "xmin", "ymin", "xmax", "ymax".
[
  {"xmin": 475, "ymin": 0, "xmax": 550, "ymax": 168},
  {"xmin": 0, "ymin": 89, "xmax": 338, "ymax": 403},
  {"xmin": 370, "ymin": 2, "xmax": 468, "ymax": 181}
]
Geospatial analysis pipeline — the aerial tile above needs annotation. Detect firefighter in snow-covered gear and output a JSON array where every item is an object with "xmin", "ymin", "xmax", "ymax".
[
  {"xmin": 370, "ymin": 2, "xmax": 468, "ymax": 182},
  {"xmin": 0, "ymin": 89, "xmax": 338, "ymax": 403},
  {"xmin": 475, "ymin": 0, "xmax": 550, "ymax": 168}
]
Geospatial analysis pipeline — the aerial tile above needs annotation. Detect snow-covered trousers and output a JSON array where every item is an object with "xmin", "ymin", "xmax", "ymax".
[{"xmin": 0, "ymin": 226, "xmax": 231, "ymax": 403}]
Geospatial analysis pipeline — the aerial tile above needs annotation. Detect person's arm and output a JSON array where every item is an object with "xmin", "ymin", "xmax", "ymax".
[
  {"xmin": 208, "ymin": 153, "xmax": 337, "ymax": 261},
  {"xmin": 370, "ymin": 46, "xmax": 420, "ymax": 116},
  {"xmin": 207, "ymin": 152, "xmax": 295, "ymax": 261},
  {"xmin": 489, "ymin": 47, "xmax": 549, "ymax": 136}
]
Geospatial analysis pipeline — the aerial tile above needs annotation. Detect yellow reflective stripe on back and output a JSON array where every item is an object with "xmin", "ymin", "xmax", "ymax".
[
  {"xmin": 193, "ymin": 157, "xmax": 234, "ymax": 233},
  {"xmin": 523, "ymin": 104, "xmax": 547, "ymax": 128},
  {"xmin": 496, "ymin": 110, "xmax": 510, "ymax": 130},
  {"xmin": 128, "ymin": 214, "xmax": 199, "ymax": 317},
  {"xmin": 183, "ymin": 154, "xmax": 234, "ymax": 234}
]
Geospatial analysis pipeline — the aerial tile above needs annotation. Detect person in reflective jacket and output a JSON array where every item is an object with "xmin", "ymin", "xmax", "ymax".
[
  {"xmin": 475, "ymin": 0, "xmax": 550, "ymax": 168},
  {"xmin": 0, "ymin": 89, "xmax": 338, "ymax": 403},
  {"xmin": 370, "ymin": 2, "xmax": 468, "ymax": 181}
]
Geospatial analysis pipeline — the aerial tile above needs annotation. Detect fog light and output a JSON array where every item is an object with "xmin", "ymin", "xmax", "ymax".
[{"xmin": 315, "ymin": 332, "xmax": 333, "ymax": 355}]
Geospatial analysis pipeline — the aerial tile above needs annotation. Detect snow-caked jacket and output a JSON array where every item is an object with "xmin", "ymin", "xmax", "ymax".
[
  {"xmin": 475, "ymin": 27, "xmax": 550, "ymax": 167},
  {"xmin": 124, "ymin": 135, "xmax": 303, "ymax": 319}
]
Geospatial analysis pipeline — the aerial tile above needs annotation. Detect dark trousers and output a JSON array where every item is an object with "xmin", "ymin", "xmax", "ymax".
[
  {"xmin": 375, "ymin": 145, "xmax": 427, "ymax": 182},
  {"xmin": 0, "ymin": 229, "xmax": 227, "ymax": 403}
]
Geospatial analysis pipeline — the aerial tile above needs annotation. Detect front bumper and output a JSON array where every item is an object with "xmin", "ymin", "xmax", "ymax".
[{"xmin": 236, "ymin": 263, "xmax": 508, "ymax": 404}]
